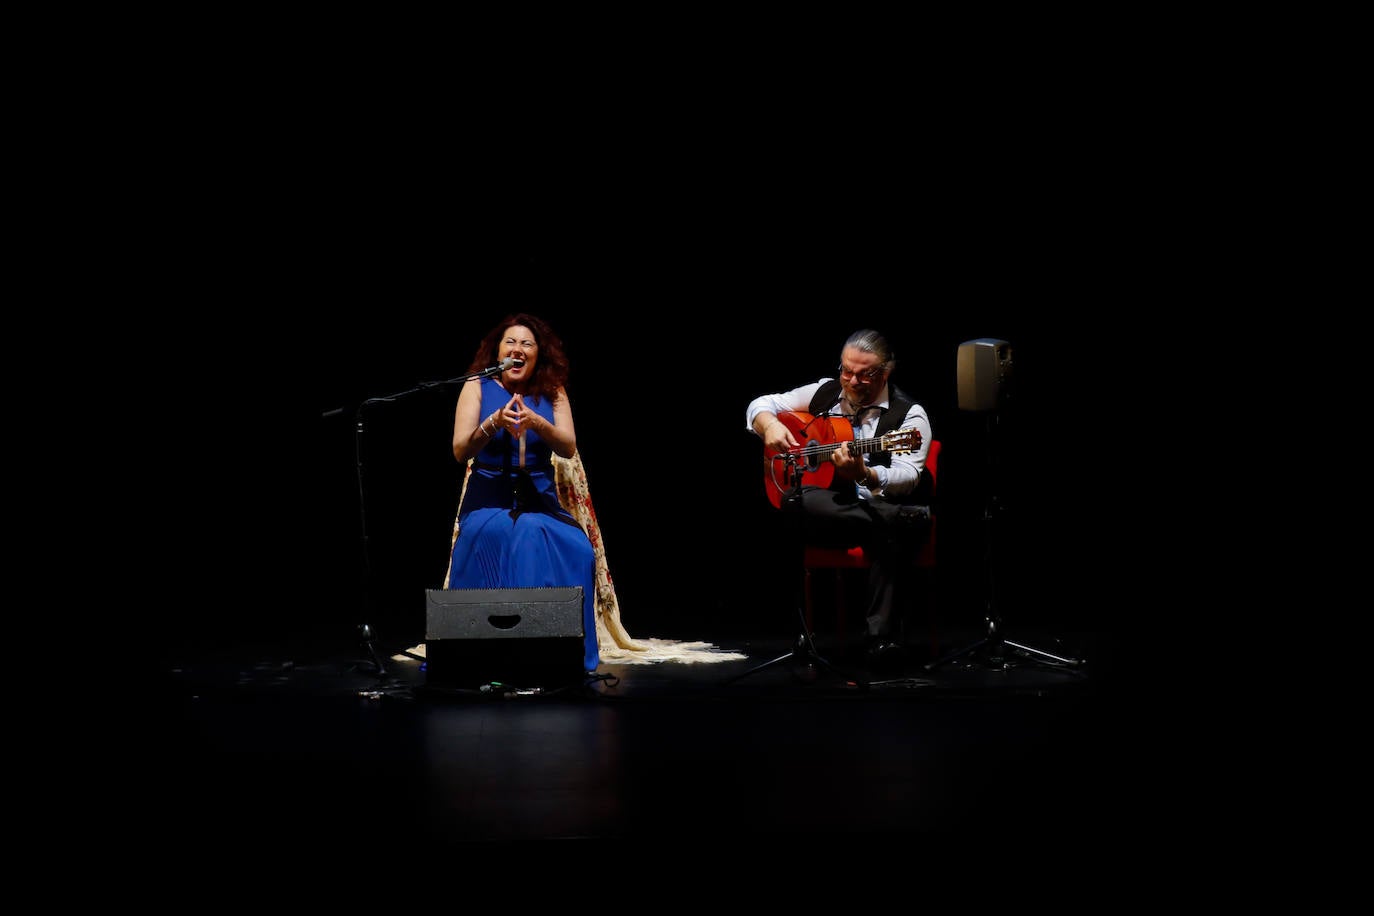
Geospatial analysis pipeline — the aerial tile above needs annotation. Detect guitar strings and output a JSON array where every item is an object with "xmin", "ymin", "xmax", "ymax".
[{"xmin": 784, "ymin": 428, "xmax": 918, "ymax": 460}]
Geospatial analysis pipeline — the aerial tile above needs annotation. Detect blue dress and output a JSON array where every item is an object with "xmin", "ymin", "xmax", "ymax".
[{"xmin": 446, "ymin": 378, "xmax": 599, "ymax": 671}]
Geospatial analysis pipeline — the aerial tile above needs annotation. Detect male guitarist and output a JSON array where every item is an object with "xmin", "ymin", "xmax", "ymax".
[{"xmin": 746, "ymin": 328, "xmax": 933, "ymax": 668}]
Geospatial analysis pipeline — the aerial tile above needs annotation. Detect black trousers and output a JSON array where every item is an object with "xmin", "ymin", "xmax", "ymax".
[{"xmin": 785, "ymin": 485, "xmax": 931, "ymax": 638}]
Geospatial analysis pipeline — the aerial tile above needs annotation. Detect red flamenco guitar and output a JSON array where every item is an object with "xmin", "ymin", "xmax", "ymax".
[{"xmin": 763, "ymin": 410, "xmax": 922, "ymax": 509}]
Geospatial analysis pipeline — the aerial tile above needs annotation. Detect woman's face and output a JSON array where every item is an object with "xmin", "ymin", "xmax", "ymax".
[{"xmin": 500, "ymin": 325, "xmax": 538, "ymax": 380}]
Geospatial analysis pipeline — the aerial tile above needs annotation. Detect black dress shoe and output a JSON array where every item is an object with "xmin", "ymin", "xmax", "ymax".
[{"xmin": 866, "ymin": 640, "xmax": 904, "ymax": 673}]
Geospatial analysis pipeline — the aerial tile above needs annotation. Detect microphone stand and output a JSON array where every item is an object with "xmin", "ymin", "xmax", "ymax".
[
  {"xmin": 439, "ymin": 363, "xmax": 516, "ymax": 385},
  {"xmin": 320, "ymin": 365, "xmax": 509, "ymax": 678},
  {"xmin": 726, "ymin": 454, "xmax": 864, "ymax": 688}
]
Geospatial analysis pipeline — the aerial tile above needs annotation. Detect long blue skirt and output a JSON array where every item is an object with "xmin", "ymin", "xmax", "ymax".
[{"xmin": 447, "ymin": 507, "xmax": 599, "ymax": 671}]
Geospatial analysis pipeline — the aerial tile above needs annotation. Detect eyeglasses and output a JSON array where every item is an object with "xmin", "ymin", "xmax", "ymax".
[{"xmin": 837, "ymin": 364, "xmax": 887, "ymax": 382}]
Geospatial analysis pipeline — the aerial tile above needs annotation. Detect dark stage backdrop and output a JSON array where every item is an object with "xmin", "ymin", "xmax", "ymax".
[
  {"xmin": 124, "ymin": 72, "xmax": 1165, "ymax": 664},
  {"xmin": 157, "ymin": 223, "xmax": 1135, "ymax": 658}
]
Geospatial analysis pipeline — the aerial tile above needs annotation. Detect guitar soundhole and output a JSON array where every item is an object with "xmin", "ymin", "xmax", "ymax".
[{"xmin": 804, "ymin": 439, "xmax": 823, "ymax": 472}]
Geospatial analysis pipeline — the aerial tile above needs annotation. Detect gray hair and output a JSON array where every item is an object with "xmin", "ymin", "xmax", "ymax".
[{"xmin": 842, "ymin": 329, "xmax": 896, "ymax": 372}]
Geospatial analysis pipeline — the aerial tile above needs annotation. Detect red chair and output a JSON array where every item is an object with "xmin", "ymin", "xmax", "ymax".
[{"xmin": 802, "ymin": 439, "xmax": 941, "ymax": 651}]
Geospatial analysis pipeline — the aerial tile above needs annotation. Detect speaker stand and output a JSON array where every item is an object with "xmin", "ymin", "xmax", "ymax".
[
  {"xmin": 925, "ymin": 491, "xmax": 1082, "ymax": 673},
  {"xmin": 925, "ymin": 610, "xmax": 1082, "ymax": 671},
  {"xmin": 926, "ymin": 409, "xmax": 1083, "ymax": 675}
]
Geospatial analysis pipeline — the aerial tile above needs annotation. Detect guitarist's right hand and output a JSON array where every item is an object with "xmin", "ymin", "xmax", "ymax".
[{"xmin": 762, "ymin": 415, "xmax": 797, "ymax": 457}]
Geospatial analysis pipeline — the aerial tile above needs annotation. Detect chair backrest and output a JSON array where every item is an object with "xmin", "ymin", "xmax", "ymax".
[
  {"xmin": 915, "ymin": 438, "xmax": 941, "ymax": 568},
  {"xmin": 797, "ymin": 439, "xmax": 942, "ymax": 637}
]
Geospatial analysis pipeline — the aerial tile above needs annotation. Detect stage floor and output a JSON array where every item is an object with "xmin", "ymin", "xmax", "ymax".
[{"xmin": 150, "ymin": 621, "xmax": 1149, "ymax": 857}]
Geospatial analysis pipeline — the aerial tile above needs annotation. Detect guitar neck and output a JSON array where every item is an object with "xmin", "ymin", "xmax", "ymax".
[
  {"xmin": 794, "ymin": 434, "xmax": 893, "ymax": 461},
  {"xmin": 849, "ymin": 435, "xmax": 892, "ymax": 455}
]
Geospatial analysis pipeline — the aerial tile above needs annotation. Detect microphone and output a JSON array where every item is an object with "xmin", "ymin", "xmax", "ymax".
[
  {"xmin": 481, "ymin": 357, "xmax": 525, "ymax": 377},
  {"xmin": 815, "ymin": 394, "xmax": 844, "ymax": 418}
]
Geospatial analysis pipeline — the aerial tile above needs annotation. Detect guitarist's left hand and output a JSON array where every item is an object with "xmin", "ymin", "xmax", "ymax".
[{"xmin": 831, "ymin": 440, "xmax": 866, "ymax": 484}]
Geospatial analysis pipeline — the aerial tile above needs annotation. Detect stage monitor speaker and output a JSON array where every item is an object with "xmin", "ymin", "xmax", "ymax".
[
  {"xmin": 424, "ymin": 587, "xmax": 585, "ymax": 688},
  {"xmin": 957, "ymin": 338, "xmax": 1013, "ymax": 412}
]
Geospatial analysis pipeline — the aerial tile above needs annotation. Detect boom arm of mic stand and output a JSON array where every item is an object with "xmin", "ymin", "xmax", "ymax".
[
  {"xmin": 322, "ymin": 365, "xmax": 505, "ymax": 420},
  {"xmin": 441, "ymin": 365, "xmax": 506, "ymax": 384}
]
